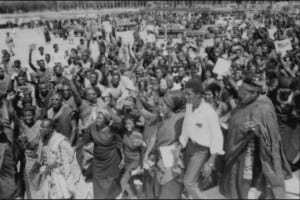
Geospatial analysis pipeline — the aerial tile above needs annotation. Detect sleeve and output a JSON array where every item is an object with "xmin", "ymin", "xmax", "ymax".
[
  {"xmin": 179, "ymin": 124, "xmax": 189, "ymax": 148},
  {"xmin": 208, "ymin": 108, "xmax": 225, "ymax": 155},
  {"xmin": 179, "ymin": 104, "xmax": 193, "ymax": 148},
  {"xmin": 251, "ymin": 105, "xmax": 292, "ymax": 198},
  {"xmin": 132, "ymin": 132, "xmax": 145, "ymax": 147},
  {"xmin": 76, "ymin": 128, "xmax": 91, "ymax": 148}
]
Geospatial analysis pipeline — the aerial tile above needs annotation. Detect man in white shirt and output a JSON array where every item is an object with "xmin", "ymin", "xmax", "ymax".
[
  {"xmin": 177, "ymin": 79, "xmax": 224, "ymax": 199},
  {"xmin": 51, "ymin": 43, "xmax": 64, "ymax": 64}
]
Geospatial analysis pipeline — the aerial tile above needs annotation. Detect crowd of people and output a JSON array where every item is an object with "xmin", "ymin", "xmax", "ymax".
[{"xmin": 0, "ymin": 7, "xmax": 300, "ymax": 199}]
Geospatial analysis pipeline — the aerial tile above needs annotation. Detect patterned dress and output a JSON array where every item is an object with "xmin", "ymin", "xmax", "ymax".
[
  {"xmin": 18, "ymin": 120, "xmax": 43, "ymax": 199},
  {"xmin": 40, "ymin": 132, "xmax": 92, "ymax": 199}
]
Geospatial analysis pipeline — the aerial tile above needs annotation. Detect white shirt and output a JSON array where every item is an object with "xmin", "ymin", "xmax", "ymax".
[
  {"xmin": 51, "ymin": 51, "xmax": 65, "ymax": 64},
  {"xmin": 179, "ymin": 101, "xmax": 224, "ymax": 155}
]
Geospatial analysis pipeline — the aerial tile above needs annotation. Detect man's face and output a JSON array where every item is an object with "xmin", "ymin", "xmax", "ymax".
[
  {"xmin": 111, "ymin": 75, "xmax": 120, "ymax": 87},
  {"xmin": 14, "ymin": 60, "xmax": 21, "ymax": 68},
  {"xmin": 166, "ymin": 78, "xmax": 174, "ymax": 89},
  {"xmin": 54, "ymin": 65, "xmax": 63, "ymax": 76},
  {"xmin": 96, "ymin": 113, "xmax": 106, "ymax": 127},
  {"xmin": 125, "ymin": 118, "xmax": 135, "ymax": 132},
  {"xmin": 39, "ymin": 83, "xmax": 48, "ymax": 96},
  {"xmin": 40, "ymin": 120, "xmax": 54, "ymax": 141},
  {"xmin": 204, "ymin": 90, "xmax": 214, "ymax": 103},
  {"xmin": 38, "ymin": 60, "xmax": 45, "ymax": 69},
  {"xmin": 89, "ymin": 74, "xmax": 98, "ymax": 85},
  {"xmin": 45, "ymin": 54, "xmax": 50, "ymax": 62},
  {"xmin": 237, "ymin": 84, "xmax": 258, "ymax": 105},
  {"xmin": 53, "ymin": 44, "xmax": 59, "ymax": 52},
  {"xmin": 236, "ymin": 70, "xmax": 243, "ymax": 80},
  {"xmin": 51, "ymin": 94, "xmax": 63, "ymax": 110},
  {"xmin": 17, "ymin": 76, "xmax": 26, "ymax": 85},
  {"xmin": 62, "ymin": 85, "xmax": 71, "ymax": 99},
  {"xmin": 155, "ymin": 69, "xmax": 163, "ymax": 80},
  {"xmin": 184, "ymin": 88, "xmax": 201, "ymax": 106},
  {"xmin": 86, "ymin": 89, "xmax": 97, "ymax": 104},
  {"xmin": 179, "ymin": 67, "xmax": 185, "ymax": 77},
  {"xmin": 39, "ymin": 47, "xmax": 44, "ymax": 55},
  {"xmin": 205, "ymin": 70, "xmax": 212, "ymax": 79},
  {"xmin": 23, "ymin": 110, "xmax": 34, "ymax": 125}
]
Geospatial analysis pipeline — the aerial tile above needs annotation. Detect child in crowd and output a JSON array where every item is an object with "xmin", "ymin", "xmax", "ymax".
[{"xmin": 120, "ymin": 114, "xmax": 146, "ymax": 199}]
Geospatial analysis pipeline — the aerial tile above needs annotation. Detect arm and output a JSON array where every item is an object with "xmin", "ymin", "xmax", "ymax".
[
  {"xmin": 70, "ymin": 111, "xmax": 78, "ymax": 147},
  {"xmin": 74, "ymin": 128, "xmax": 91, "ymax": 151},
  {"xmin": 6, "ymin": 78, "xmax": 15, "ymax": 94},
  {"xmin": 143, "ymin": 128, "xmax": 157, "ymax": 161},
  {"xmin": 29, "ymin": 49, "xmax": 38, "ymax": 72},
  {"xmin": 70, "ymin": 78, "xmax": 82, "ymax": 107}
]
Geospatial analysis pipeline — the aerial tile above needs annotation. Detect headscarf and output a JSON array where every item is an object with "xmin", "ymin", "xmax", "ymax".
[
  {"xmin": 163, "ymin": 90, "xmax": 186, "ymax": 112},
  {"xmin": 97, "ymin": 109, "xmax": 111, "ymax": 122}
]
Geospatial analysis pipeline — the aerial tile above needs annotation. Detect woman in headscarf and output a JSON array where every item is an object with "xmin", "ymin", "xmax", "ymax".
[
  {"xmin": 0, "ymin": 121, "xmax": 17, "ymax": 199},
  {"xmin": 219, "ymin": 77, "xmax": 292, "ymax": 199},
  {"xmin": 142, "ymin": 90, "xmax": 186, "ymax": 199},
  {"xmin": 15, "ymin": 106, "xmax": 43, "ymax": 199},
  {"xmin": 75, "ymin": 110, "xmax": 123, "ymax": 199}
]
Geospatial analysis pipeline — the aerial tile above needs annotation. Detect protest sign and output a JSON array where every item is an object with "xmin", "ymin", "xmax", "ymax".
[
  {"xmin": 116, "ymin": 31, "xmax": 134, "ymax": 46},
  {"xmin": 203, "ymin": 39, "xmax": 214, "ymax": 48},
  {"xmin": 274, "ymin": 39, "xmax": 292, "ymax": 56},
  {"xmin": 213, "ymin": 58, "xmax": 231, "ymax": 76}
]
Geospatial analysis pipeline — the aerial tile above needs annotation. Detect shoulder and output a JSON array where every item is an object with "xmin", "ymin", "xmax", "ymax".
[
  {"xmin": 251, "ymin": 96, "xmax": 276, "ymax": 118},
  {"xmin": 200, "ymin": 101, "xmax": 218, "ymax": 116}
]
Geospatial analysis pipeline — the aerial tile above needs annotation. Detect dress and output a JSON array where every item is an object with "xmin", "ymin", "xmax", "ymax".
[
  {"xmin": 0, "ymin": 140, "xmax": 17, "ymax": 199},
  {"xmin": 18, "ymin": 120, "xmax": 43, "ymax": 199},
  {"xmin": 219, "ymin": 95, "xmax": 292, "ymax": 199},
  {"xmin": 80, "ymin": 123, "xmax": 122, "ymax": 199},
  {"xmin": 77, "ymin": 99, "xmax": 106, "ymax": 177},
  {"xmin": 40, "ymin": 132, "xmax": 92, "ymax": 199},
  {"xmin": 144, "ymin": 112, "xmax": 185, "ymax": 199}
]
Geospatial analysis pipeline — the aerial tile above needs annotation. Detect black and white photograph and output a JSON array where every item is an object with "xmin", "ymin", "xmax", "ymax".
[{"xmin": 0, "ymin": 1, "xmax": 299, "ymax": 199}]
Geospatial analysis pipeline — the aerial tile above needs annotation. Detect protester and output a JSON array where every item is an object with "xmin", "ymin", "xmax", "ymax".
[
  {"xmin": 219, "ymin": 77, "xmax": 293, "ymax": 199},
  {"xmin": 39, "ymin": 118, "xmax": 90, "ymax": 199},
  {"xmin": 0, "ymin": 5, "xmax": 299, "ymax": 199}
]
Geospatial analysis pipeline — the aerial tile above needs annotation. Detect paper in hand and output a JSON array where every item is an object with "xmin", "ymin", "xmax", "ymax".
[
  {"xmin": 213, "ymin": 58, "xmax": 231, "ymax": 76},
  {"xmin": 159, "ymin": 145, "xmax": 176, "ymax": 168},
  {"xmin": 274, "ymin": 39, "xmax": 292, "ymax": 57}
]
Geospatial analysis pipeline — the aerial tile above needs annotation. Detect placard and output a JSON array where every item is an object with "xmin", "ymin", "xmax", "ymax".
[
  {"xmin": 203, "ymin": 39, "xmax": 214, "ymax": 48},
  {"xmin": 213, "ymin": 58, "xmax": 231, "ymax": 76},
  {"xmin": 274, "ymin": 39, "xmax": 292, "ymax": 56},
  {"xmin": 159, "ymin": 145, "xmax": 176, "ymax": 168}
]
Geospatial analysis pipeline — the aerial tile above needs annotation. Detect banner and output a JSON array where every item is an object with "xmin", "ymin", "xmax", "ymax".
[
  {"xmin": 213, "ymin": 58, "xmax": 231, "ymax": 76},
  {"xmin": 274, "ymin": 39, "xmax": 292, "ymax": 56},
  {"xmin": 203, "ymin": 39, "xmax": 214, "ymax": 48}
]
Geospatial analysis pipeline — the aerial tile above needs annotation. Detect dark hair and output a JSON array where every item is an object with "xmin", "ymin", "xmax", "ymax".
[
  {"xmin": 123, "ymin": 114, "xmax": 139, "ymax": 125},
  {"xmin": 163, "ymin": 90, "xmax": 186, "ymax": 112},
  {"xmin": 184, "ymin": 79, "xmax": 204, "ymax": 94},
  {"xmin": 205, "ymin": 83, "xmax": 221, "ymax": 98}
]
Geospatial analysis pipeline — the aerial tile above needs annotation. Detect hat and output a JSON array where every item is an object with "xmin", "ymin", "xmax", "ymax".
[
  {"xmin": 97, "ymin": 109, "xmax": 111, "ymax": 122},
  {"xmin": 232, "ymin": 45, "xmax": 244, "ymax": 53}
]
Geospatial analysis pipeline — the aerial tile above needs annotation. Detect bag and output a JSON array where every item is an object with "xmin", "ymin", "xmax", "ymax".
[{"xmin": 199, "ymin": 154, "xmax": 225, "ymax": 191}]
